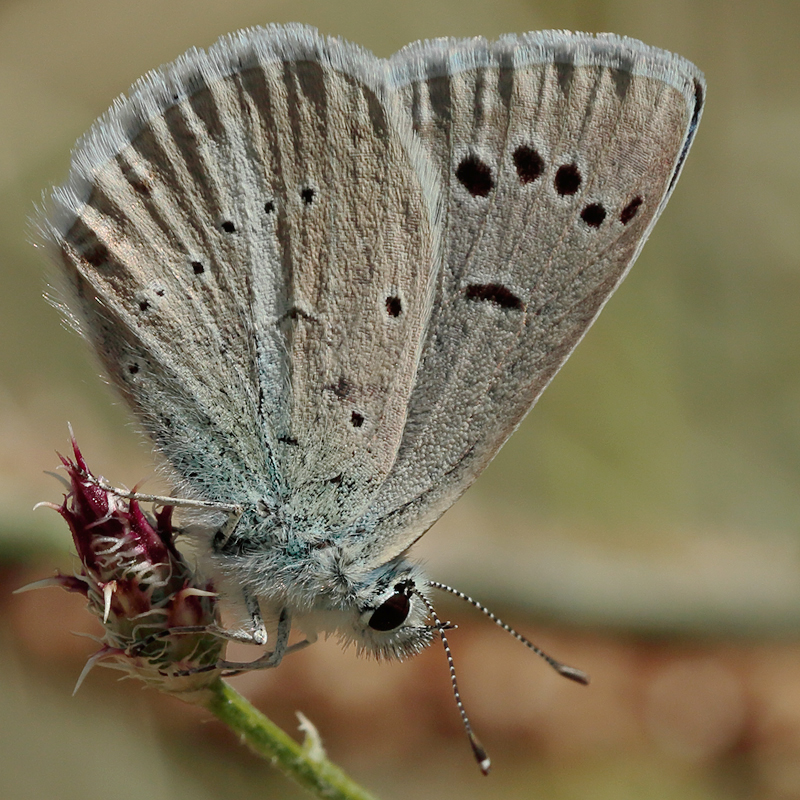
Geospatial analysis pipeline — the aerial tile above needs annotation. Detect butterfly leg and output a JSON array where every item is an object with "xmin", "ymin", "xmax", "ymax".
[
  {"xmin": 244, "ymin": 590, "xmax": 268, "ymax": 645},
  {"xmin": 175, "ymin": 608, "xmax": 301, "ymax": 676},
  {"xmin": 217, "ymin": 606, "xmax": 292, "ymax": 672},
  {"xmin": 163, "ymin": 590, "xmax": 267, "ymax": 646},
  {"xmin": 216, "ymin": 637, "xmax": 315, "ymax": 675},
  {"xmin": 83, "ymin": 471, "xmax": 243, "ymax": 516},
  {"xmin": 222, "ymin": 610, "xmax": 319, "ymax": 673},
  {"xmin": 136, "ymin": 624, "xmax": 265, "ymax": 647}
]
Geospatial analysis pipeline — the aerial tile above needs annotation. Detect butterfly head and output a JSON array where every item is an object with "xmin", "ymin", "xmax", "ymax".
[{"xmin": 296, "ymin": 557, "xmax": 437, "ymax": 661}]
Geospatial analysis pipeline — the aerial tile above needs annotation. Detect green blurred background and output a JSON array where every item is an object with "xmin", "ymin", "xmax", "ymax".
[{"xmin": 2, "ymin": 0, "xmax": 799, "ymax": 798}]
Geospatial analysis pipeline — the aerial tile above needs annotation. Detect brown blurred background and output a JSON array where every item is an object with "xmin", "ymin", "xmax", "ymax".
[{"xmin": 2, "ymin": 0, "xmax": 799, "ymax": 798}]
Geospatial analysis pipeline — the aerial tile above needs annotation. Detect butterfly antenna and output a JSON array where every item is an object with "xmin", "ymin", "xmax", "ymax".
[
  {"xmin": 428, "ymin": 581, "xmax": 589, "ymax": 685},
  {"xmin": 415, "ymin": 590, "xmax": 491, "ymax": 775}
]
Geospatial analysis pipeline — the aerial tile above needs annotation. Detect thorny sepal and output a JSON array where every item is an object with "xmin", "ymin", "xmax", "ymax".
[{"xmin": 29, "ymin": 436, "xmax": 224, "ymax": 696}]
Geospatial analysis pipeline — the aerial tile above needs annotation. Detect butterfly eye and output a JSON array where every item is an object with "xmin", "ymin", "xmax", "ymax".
[{"xmin": 367, "ymin": 589, "xmax": 411, "ymax": 631}]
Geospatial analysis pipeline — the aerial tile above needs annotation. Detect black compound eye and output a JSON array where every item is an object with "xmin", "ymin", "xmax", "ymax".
[{"xmin": 368, "ymin": 590, "xmax": 411, "ymax": 632}]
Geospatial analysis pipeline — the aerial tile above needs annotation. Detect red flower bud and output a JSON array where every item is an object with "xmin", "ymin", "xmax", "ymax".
[{"xmin": 22, "ymin": 436, "xmax": 224, "ymax": 695}]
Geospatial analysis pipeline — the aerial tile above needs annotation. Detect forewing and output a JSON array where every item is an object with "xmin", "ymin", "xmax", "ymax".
[
  {"xmin": 356, "ymin": 31, "xmax": 704, "ymax": 564},
  {"xmin": 41, "ymin": 25, "xmax": 440, "ymax": 520}
]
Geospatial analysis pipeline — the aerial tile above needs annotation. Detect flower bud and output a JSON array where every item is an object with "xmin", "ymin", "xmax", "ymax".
[{"xmin": 23, "ymin": 437, "xmax": 224, "ymax": 695}]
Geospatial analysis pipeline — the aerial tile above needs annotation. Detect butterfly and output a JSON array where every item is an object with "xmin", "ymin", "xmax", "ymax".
[{"xmin": 38, "ymin": 24, "xmax": 703, "ymax": 770}]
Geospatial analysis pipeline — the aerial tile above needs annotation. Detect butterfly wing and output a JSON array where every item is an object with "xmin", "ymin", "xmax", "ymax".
[
  {"xmin": 41, "ymin": 25, "xmax": 441, "ymax": 522},
  {"xmin": 355, "ymin": 32, "xmax": 704, "ymax": 565}
]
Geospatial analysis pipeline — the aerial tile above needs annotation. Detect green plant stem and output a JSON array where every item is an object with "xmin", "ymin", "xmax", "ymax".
[{"xmin": 202, "ymin": 679, "xmax": 380, "ymax": 800}]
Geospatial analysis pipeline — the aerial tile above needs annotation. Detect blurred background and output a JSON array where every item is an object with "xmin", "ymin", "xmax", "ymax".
[{"xmin": 1, "ymin": 0, "xmax": 799, "ymax": 798}]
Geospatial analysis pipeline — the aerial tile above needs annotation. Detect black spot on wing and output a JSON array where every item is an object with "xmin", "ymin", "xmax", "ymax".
[
  {"xmin": 465, "ymin": 283, "xmax": 524, "ymax": 310},
  {"xmin": 456, "ymin": 155, "xmax": 494, "ymax": 197},
  {"xmin": 580, "ymin": 203, "xmax": 606, "ymax": 227},
  {"xmin": 513, "ymin": 145, "xmax": 544, "ymax": 184},
  {"xmin": 351, "ymin": 412, "xmax": 365, "ymax": 428},
  {"xmin": 620, "ymin": 196, "xmax": 643, "ymax": 224},
  {"xmin": 554, "ymin": 163, "xmax": 581, "ymax": 196},
  {"xmin": 385, "ymin": 296, "xmax": 402, "ymax": 317}
]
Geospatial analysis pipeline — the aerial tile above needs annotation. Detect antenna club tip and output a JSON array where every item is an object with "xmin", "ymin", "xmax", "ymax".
[
  {"xmin": 470, "ymin": 736, "xmax": 491, "ymax": 775},
  {"xmin": 558, "ymin": 665, "xmax": 591, "ymax": 685}
]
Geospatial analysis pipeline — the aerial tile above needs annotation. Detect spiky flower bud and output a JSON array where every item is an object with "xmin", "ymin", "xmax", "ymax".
[{"xmin": 25, "ymin": 437, "xmax": 224, "ymax": 695}]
